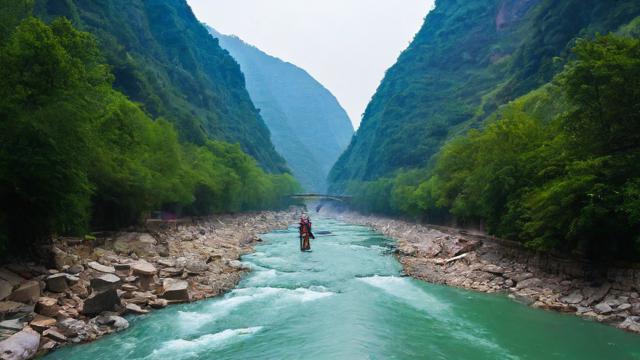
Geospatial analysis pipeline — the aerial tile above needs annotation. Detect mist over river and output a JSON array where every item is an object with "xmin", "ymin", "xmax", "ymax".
[{"xmin": 46, "ymin": 217, "xmax": 640, "ymax": 359}]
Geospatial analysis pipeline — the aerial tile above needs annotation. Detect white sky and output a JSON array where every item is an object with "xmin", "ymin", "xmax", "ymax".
[{"xmin": 186, "ymin": 0, "xmax": 434, "ymax": 129}]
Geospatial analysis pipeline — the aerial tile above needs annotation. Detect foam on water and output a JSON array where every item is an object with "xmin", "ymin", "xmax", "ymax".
[
  {"xmin": 150, "ymin": 327, "xmax": 263, "ymax": 359},
  {"xmin": 358, "ymin": 275, "xmax": 448, "ymax": 313}
]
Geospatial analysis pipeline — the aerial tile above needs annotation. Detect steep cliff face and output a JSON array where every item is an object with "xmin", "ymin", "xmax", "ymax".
[
  {"xmin": 34, "ymin": 0, "xmax": 287, "ymax": 172},
  {"xmin": 329, "ymin": 0, "xmax": 640, "ymax": 191},
  {"xmin": 208, "ymin": 27, "xmax": 353, "ymax": 192}
]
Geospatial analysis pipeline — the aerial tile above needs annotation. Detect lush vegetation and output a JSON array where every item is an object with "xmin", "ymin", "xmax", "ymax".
[
  {"xmin": 0, "ymin": 12, "xmax": 299, "ymax": 255},
  {"xmin": 32, "ymin": 0, "xmax": 286, "ymax": 172},
  {"xmin": 330, "ymin": 0, "xmax": 640, "ymax": 192},
  {"xmin": 208, "ymin": 26, "xmax": 354, "ymax": 192},
  {"xmin": 345, "ymin": 34, "xmax": 640, "ymax": 261}
]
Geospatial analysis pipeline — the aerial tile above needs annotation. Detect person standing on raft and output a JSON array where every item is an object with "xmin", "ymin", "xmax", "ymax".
[{"xmin": 299, "ymin": 214, "xmax": 315, "ymax": 251}]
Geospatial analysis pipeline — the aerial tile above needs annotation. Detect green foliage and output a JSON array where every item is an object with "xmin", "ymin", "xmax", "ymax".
[
  {"xmin": 32, "ymin": 0, "xmax": 287, "ymax": 173},
  {"xmin": 0, "ymin": 14, "xmax": 299, "ymax": 255},
  {"xmin": 345, "ymin": 34, "xmax": 640, "ymax": 260},
  {"xmin": 330, "ymin": 0, "xmax": 640, "ymax": 193}
]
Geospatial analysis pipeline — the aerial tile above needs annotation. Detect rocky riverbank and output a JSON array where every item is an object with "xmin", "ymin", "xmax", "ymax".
[
  {"xmin": 0, "ymin": 210, "xmax": 295, "ymax": 359},
  {"xmin": 329, "ymin": 211, "xmax": 640, "ymax": 334}
]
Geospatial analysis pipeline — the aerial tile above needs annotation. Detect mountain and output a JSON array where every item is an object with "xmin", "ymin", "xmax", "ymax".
[
  {"xmin": 329, "ymin": 0, "xmax": 640, "ymax": 192},
  {"xmin": 207, "ymin": 26, "xmax": 353, "ymax": 192},
  {"xmin": 32, "ymin": 0, "xmax": 286, "ymax": 172}
]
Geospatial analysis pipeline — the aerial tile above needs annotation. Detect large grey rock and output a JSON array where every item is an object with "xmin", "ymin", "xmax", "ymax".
[
  {"xmin": 45, "ymin": 273, "xmax": 68, "ymax": 293},
  {"xmin": 0, "ymin": 280, "xmax": 12, "ymax": 301},
  {"xmin": 131, "ymin": 262, "xmax": 156, "ymax": 276},
  {"xmin": 482, "ymin": 264, "xmax": 504, "ymax": 275},
  {"xmin": 8, "ymin": 281, "xmax": 40, "ymax": 304},
  {"xmin": 0, "ymin": 329, "xmax": 40, "ymax": 360},
  {"xmin": 90, "ymin": 274, "xmax": 121, "ymax": 292},
  {"xmin": 113, "ymin": 233, "xmax": 157, "ymax": 257},
  {"xmin": 0, "ymin": 270, "xmax": 23, "ymax": 287},
  {"xmin": 515, "ymin": 277, "xmax": 542, "ymax": 290},
  {"xmin": 35, "ymin": 297, "xmax": 60, "ymax": 318},
  {"xmin": 594, "ymin": 302, "xmax": 613, "ymax": 314},
  {"xmin": 87, "ymin": 262, "xmax": 115, "ymax": 274},
  {"xmin": 560, "ymin": 291, "xmax": 584, "ymax": 305},
  {"xmin": 0, "ymin": 319, "xmax": 24, "ymax": 331},
  {"xmin": 617, "ymin": 316, "xmax": 640, "ymax": 333},
  {"xmin": 81, "ymin": 289, "xmax": 120, "ymax": 315},
  {"xmin": 584, "ymin": 283, "xmax": 611, "ymax": 305},
  {"xmin": 162, "ymin": 279, "xmax": 189, "ymax": 302},
  {"xmin": 185, "ymin": 260, "xmax": 208, "ymax": 275}
]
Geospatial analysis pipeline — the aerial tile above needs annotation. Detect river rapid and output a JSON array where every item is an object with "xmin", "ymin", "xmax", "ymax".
[{"xmin": 46, "ymin": 217, "xmax": 640, "ymax": 359}]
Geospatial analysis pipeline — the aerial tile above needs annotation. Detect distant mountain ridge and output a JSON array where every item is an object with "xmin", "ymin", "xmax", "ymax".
[{"xmin": 207, "ymin": 26, "xmax": 353, "ymax": 192}]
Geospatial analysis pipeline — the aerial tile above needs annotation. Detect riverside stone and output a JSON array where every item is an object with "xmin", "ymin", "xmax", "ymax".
[
  {"xmin": 87, "ymin": 262, "xmax": 115, "ymax": 274},
  {"xmin": 131, "ymin": 262, "xmax": 156, "ymax": 276},
  {"xmin": 90, "ymin": 274, "xmax": 121, "ymax": 292},
  {"xmin": 124, "ymin": 303, "xmax": 149, "ymax": 315},
  {"xmin": 35, "ymin": 297, "xmax": 60, "ymax": 318},
  {"xmin": 594, "ymin": 302, "xmax": 613, "ymax": 314},
  {"xmin": 0, "ymin": 280, "xmax": 12, "ymax": 301},
  {"xmin": 43, "ymin": 328, "xmax": 67, "ymax": 342},
  {"xmin": 560, "ymin": 291, "xmax": 583, "ymax": 305},
  {"xmin": 162, "ymin": 279, "xmax": 189, "ymax": 302},
  {"xmin": 45, "ymin": 274, "xmax": 68, "ymax": 293},
  {"xmin": 81, "ymin": 289, "xmax": 120, "ymax": 315},
  {"xmin": 0, "ymin": 329, "xmax": 40, "ymax": 360},
  {"xmin": 29, "ymin": 315, "xmax": 56, "ymax": 332},
  {"xmin": 9, "ymin": 281, "xmax": 40, "ymax": 304},
  {"xmin": 0, "ymin": 270, "xmax": 23, "ymax": 287}
]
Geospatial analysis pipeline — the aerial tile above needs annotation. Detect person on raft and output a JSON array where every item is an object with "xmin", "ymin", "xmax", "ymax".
[{"xmin": 299, "ymin": 213, "xmax": 315, "ymax": 251}]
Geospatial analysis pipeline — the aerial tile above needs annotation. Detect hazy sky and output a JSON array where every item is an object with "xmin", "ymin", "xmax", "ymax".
[{"xmin": 187, "ymin": 0, "xmax": 434, "ymax": 128}]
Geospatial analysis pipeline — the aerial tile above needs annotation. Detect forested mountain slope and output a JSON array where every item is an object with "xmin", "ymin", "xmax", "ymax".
[
  {"xmin": 329, "ymin": 0, "xmax": 640, "ymax": 191},
  {"xmin": 32, "ymin": 0, "xmax": 286, "ymax": 172},
  {"xmin": 208, "ymin": 27, "xmax": 353, "ymax": 192}
]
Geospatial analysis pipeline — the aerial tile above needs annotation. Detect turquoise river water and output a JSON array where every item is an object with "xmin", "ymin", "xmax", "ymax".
[{"xmin": 46, "ymin": 217, "xmax": 640, "ymax": 359}]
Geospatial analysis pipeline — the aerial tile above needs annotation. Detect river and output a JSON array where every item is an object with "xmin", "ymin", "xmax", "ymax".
[{"xmin": 46, "ymin": 217, "xmax": 640, "ymax": 359}]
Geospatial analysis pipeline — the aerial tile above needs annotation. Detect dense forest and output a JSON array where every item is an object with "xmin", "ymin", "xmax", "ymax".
[
  {"xmin": 31, "ymin": 0, "xmax": 286, "ymax": 172},
  {"xmin": 208, "ymin": 26, "xmax": 354, "ymax": 193},
  {"xmin": 332, "ymin": 0, "xmax": 640, "ymax": 261},
  {"xmin": 0, "ymin": 2, "xmax": 299, "ymax": 255}
]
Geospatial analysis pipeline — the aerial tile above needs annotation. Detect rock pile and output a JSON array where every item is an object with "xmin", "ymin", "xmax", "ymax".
[
  {"xmin": 0, "ymin": 210, "xmax": 294, "ymax": 358},
  {"xmin": 333, "ymin": 211, "xmax": 640, "ymax": 335}
]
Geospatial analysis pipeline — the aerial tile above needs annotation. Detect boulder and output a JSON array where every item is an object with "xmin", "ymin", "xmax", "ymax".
[
  {"xmin": 35, "ymin": 297, "xmax": 60, "ymax": 318},
  {"xmin": 0, "ymin": 280, "xmax": 12, "ymax": 301},
  {"xmin": 29, "ymin": 315, "xmax": 56, "ymax": 332},
  {"xmin": 108, "ymin": 316, "xmax": 128, "ymax": 332},
  {"xmin": 185, "ymin": 260, "xmax": 208, "ymax": 275},
  {"xmin": 57, "ymin": 318, "xmax": 99, "ymax": 342},
  {"xmin": 124, "ymin": 303, "xmax": 149, "ymax": 315},
  {"xmin": 515, "ymin": 277, "xmax": 542, "ymax": 290},
  {"xmin": 131, "ymin": 262, "xmax": 156, "ymax": 276},
  {"xmin": 511, "ymin": 272, "xmax": 534, "ymax": 283},
  {"xmin": 0, "ymin": 319, "xmax": 24, "ymax": 332},
  {"xmin": 90, "ymin": 274, "xmax": 121, "ymax": 292},
  {"xmin": 81, "ymin": 289, "xmax": 120, "ymax": 315},
  {"xmin": 594, "ymin": 302, "xmax": 613, "ymax": 314},
  {"xmin": 66, "ymin": 265, "xmax": 84, "ymax": 275},
  {"xmin": 617, "ymin": 316, "xmax": 640, "ymax": 333},
  {"xmin": 113, "ymin": 233, "xmax": 157, "ymax": 257},
  {"xmin": 87, "ymin": 262, "xmax": 115, "ymax": 274},
  {"xmin": 149, "ymin": 299, "xmax": 168, "ymax": 309},
  {"xmin": 113, "ymin": 264, "xmax": 130, "ymax": 272},
  {"xmin": 9, "ymin": 281, "xmax": 41, "ymax": 304},
  {"xmin": 0, "ymin": 329, "xmax": 40, "ymax": 360},
  {"xmin": 162, "ymin": 279, "xmax": 189, "ymax": 302},
  {"xmin": 42, "ymin": 328, "xmax": 67, "ymax": 342},
  {"xmin": 482, "ymin": 264, "xmax": 504, "ymax": 275},
  {"xmin": 45, "ymin": 274, "xmax": 68, "ymax": 293},
  {"xmin": 0, "ymin": 270, "xmax": 23, "ymax": 288},
  {"xmin": 584, "ymin": 283, "xmax": 611, "ymax": 305},
  {"xmin": 560, "ymin": 291, "xmax": 584, "ymax": 305},
  {"xmin": 0, "ymin": 302, "xmax": 32, "ymax": 320}
]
